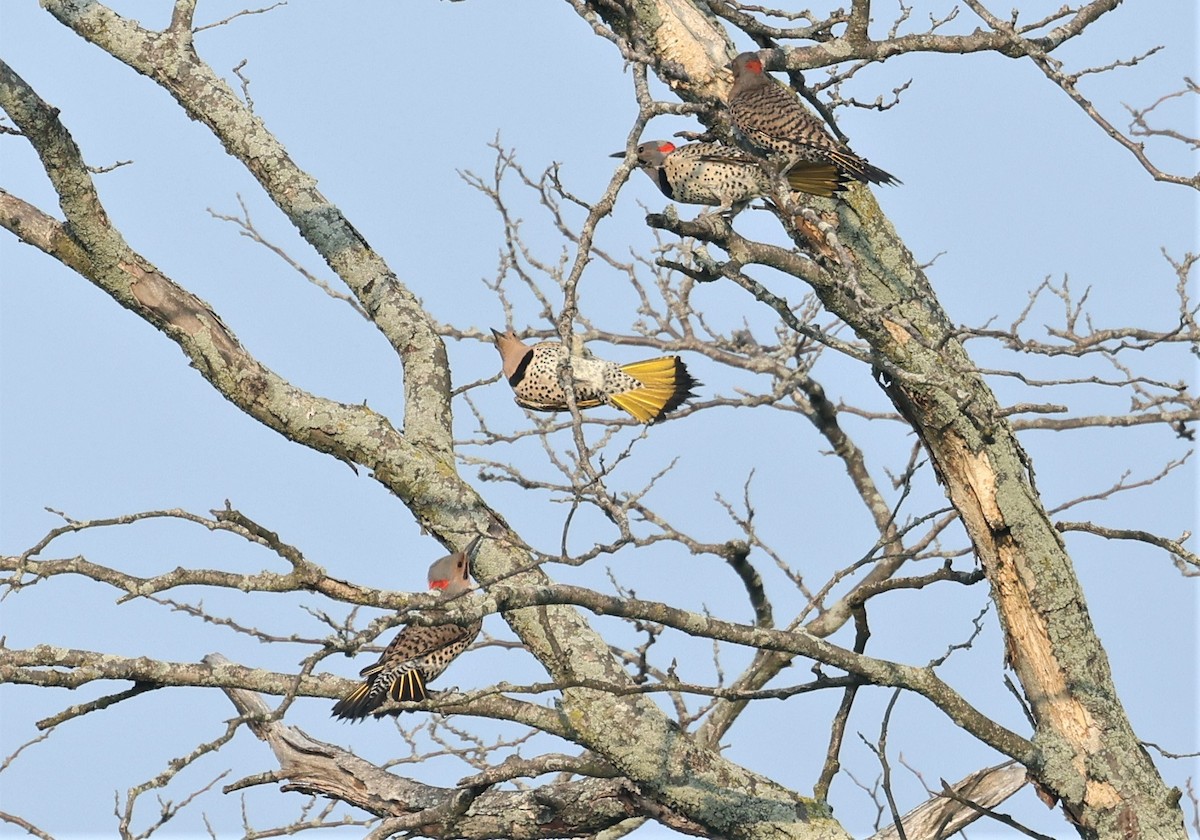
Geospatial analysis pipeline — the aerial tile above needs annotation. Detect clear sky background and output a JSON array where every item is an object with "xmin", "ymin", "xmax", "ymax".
[{"xmin": 1, "ymin": 2, "xmax": 1196, "ymax": 838}]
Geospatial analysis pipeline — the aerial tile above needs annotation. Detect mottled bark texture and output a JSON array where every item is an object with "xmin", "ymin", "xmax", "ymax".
[
  {"xmin": 204, "ymin": 656, "xmax": 651, "ymax": 838},
  {"xmin": 1, "ymin": 0, "xmax": 1186, "ymax": 837},
  {"xmin": 3, "ymin": 3, "xmax": 846, "ymax": 837},
  {"xmin": 607, "ymin": 1, "xmax": 1185, "ymax": 837},
  {"xmin": 868, "ymin": 762, "xmax": 1030, "ymax": 840}
]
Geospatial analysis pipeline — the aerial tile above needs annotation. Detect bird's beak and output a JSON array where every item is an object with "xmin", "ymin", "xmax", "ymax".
[
  {"xmin": 610, "ymin": 151, "xmax": 627, "ymax": 159},
  {"xmin": 490, "ymin": 328, "xmax": 503, "ymax": 339}
]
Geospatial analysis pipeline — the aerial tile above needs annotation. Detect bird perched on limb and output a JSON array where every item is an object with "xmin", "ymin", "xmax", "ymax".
[
  {"xmin": 492, "ymin": 329, "xmax": 699, "ymax": 424},
  {"xmin": 332, "ymin": 536, "xmax": 482, "ymax": 720},
  {"xmin": 615, "ymin": 139, "xmax": 849, "ymax": 215},
  {"xmin": 727, "ymin": 51, "xmax": 899, "ymax": 200}
]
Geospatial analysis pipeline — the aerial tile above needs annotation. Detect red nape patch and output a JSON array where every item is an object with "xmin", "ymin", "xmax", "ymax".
[
  {"xmin": 659, "ymin": 142, "xmax": 676, "ymax": 153},
  {"xmin": 429, "ymin": 579, "xmax": 450, "ymax": 590},
  {"xmin": 748, "ymin": 58, "xmax": 763, "ymax": 73}
]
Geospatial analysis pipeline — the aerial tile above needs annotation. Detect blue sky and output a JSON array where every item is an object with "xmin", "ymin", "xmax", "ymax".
[{"xmin": 1, "ymin": 2, "xmax": 1196, "ymax": 838}]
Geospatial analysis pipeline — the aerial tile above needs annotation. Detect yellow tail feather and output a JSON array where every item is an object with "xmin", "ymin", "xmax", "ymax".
[
  {"xmin": 620, "ymin": 356, "xmax": 680, "ymax": 386},
  {"xmin": 333, "ymin": 667, "xmax": 428, "ymax": 720},
  {"xmin": 343, "ymin": 682, "xmax": 371, "ymax": 705},
  {"xmin": 610, "ymin": 391, "xmax": 665, "ymax": 423},
  {"xmin": 331, "ymin": 680, "xmax": 374, "ymax": 720},
  {"xmin": 390, "ymin": 669, "xmax": 427, "ymax": 703},
  {"xmin": 613, "ymin": 356, "xmax": 698, "ymax": 423},
  {"xmin": 786, "ymin": 163, "xmax": 844, "ymax": 198}
]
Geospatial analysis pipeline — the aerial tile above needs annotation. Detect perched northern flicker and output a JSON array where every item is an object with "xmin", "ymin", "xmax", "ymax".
[
  {"xmin": 332, "ymin": 537, "xmax": 482, "ymax": 720},
  {"xmin": 615, "ymin": 140, "xmax": 849, "ymax": 213},
  {"xmin": 492, "ymin": 329, "xmax": 699, "ymax": 424},
  {"xmin": 728, "ymin": 51, "xmax": 899, "ymax": 189}
]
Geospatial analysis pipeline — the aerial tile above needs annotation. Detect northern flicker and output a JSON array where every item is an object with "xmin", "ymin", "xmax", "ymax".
[
  {"xmin": 615, "ymin": 140, "xmax": 849, "ymax": 213},
  {"xmin": 332, "ymin": 537, "xmax": 482, "ymax": 720},
  {"xmin": 727, "ymin": 51, "xmax": 899, "ymax": 190},
  {"xmin": 492, "ymin": 329, "xmax": 699, "ymax": 424}
]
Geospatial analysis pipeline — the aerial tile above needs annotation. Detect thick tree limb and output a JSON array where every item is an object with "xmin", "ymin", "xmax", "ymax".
[
  {"xmin": 644, "ymin": 202, "xmax": 1187, "ymax": 839},
  {"xmin": 39, "ymin": 1, "xmax": 456, "ymax": 451},
  {"xmin": 5, "ymin": 18, "xmax": 856, "ymax": 835},
  {"xmin": 4, "ymin": 2, "xmax": 1188, "ymax": 838},
  {"xmin": 600, "ymin": 5, "xmax": 1188, "ymax": 838},
  {"xmin": 466, "ymin": 583, "xmax": 1033, "ymax": 762},
  {"xmin": 0, "ymin": 644, "xmax": 568, "ymax": 737},
  {"xmin": 204, "ymin": 656, "xmax": 647, "ymax": 838},
  {"xmin": 868, "ymin": 762, "xmax": 1029, "ymax": 840}
]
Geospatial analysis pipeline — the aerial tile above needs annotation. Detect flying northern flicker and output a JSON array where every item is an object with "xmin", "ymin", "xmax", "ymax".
[
  {"xmin": 727, "ymin": 51, "xmax": 899, "ymax": 190},
  {"xmin": 492, "ymin": 329, "xmax": 699, "ymax": 424},
  {"xmin": 614, "ymin": 140, "xmax": 850, "ymax": 214},
  {"xmin": 332, "ymin": 537, "xmax": 482, "ymax": 720}
]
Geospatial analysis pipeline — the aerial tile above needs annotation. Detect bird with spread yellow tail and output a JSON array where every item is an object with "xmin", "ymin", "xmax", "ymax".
[
  {"xmin": 332, "ymin": 537, "xmax": 482, "ymax": 720},
  {"xmin": 492, "ymin": 329, "xmax": 699, "ymax": 424}
]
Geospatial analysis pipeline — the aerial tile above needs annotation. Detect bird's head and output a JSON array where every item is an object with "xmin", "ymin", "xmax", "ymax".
[
  {"xmin": 611, "ymin": 140, "xmax": 676, "ymax": 169},
  {"xmin": 427, "ymin": 535, "xmax": 483, "ymax": 596},
  {"xmin": 730, "ymin": 51, "xmax": 765, "ymax": 78},
  {"xmin": 491, "ymin": 328, "xmax": 532, "ymax": 379}
]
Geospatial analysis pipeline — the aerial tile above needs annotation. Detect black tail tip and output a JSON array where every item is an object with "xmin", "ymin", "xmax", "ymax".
[
  {"xmin": 862, "ymin": 162, "xmax": 901, "ymax": 187},
  {"xmin": 331, "ymin": 682, "xmax": 385, "ymax": 720},
  {"xmin": 660, "ymin": 357, "xmax": 701, "ymax": 418},
  {"xmin": 331, "ymin": 700, "xmax": 370, "ymax": 721}
]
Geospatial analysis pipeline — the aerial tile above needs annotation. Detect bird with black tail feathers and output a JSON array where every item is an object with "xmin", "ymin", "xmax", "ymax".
[
  {"xmin": 332, "ymin": 536, "xmax": 482, "ymax": 720},
  {"xmin": 727, "ymin": 52, "xmax": 899, "ymax": 191}
]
